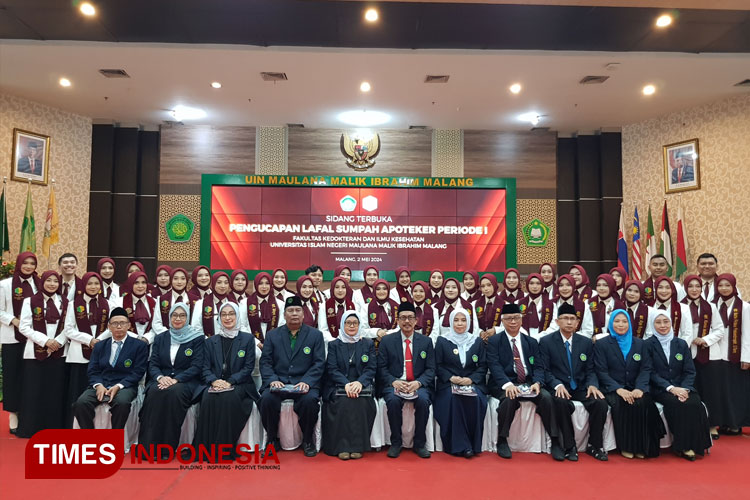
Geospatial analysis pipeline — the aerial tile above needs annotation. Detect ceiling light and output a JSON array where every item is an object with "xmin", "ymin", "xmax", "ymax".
[
  {"xmin": 211, "ymin": 81, "xmax": 222, "ymax": 89},
  {"xmin": 364, "ymin": 8, "xmax": 379, "ymax": 22},
  {"xmin": 59, "ymin": 77, "xmax": 71, "ymax": 88},
  {"xmin": 360, "ymin": 81, "xmax": 371, "ymax": 92},
  {"xmin": 337, "ymin": 110, "xmax": 390, "ymax": 127},
  {"xmin": 171, "ymin": 105, "xmax": 206, "ymax": 121},
  {"xmin": 509, "ymin": 83, "xmax": 522, "ymax": 94},
  {"xmin": 79, "ymin": 2, "xmax": 96, "ymax": 16},
  {"xmin": 655, "ymin": 14, "xmax": 672, "ymax": 28},
  {"xmin": 642, "ymin": 84, "xmax": 656, "ymax": 96},
  {"xmin": 518, "ymin": 111, "xmax": 541, "ymax": 126}
]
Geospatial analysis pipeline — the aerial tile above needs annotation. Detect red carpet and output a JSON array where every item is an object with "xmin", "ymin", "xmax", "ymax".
[{"xmin": 2, "ymin": 416, "xmax": 748, "ymax": 500}]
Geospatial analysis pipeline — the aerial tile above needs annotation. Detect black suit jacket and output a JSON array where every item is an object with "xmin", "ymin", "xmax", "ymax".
[
  {"xmin": 323, "ymin": 338, "xmax": 377, "ymax": 401},
  {"xmin": 197, "ymin": 331, "xmax": 259, "ymax": 402},
  {"xmin": 434, "ymin": 336, "xmax": 487, "ymax": 393},
  {"xmin": 87, "ymin": 335, "xmax": 149, "ymax": 389},
  {"xmin": 377, "ymin": 331, "xmax": 435, "ymax": 393},
  {"xmin": 487, "ymin": 332, "xmax": 544, "ymax": 392},
  {"xmin": 146, "ymin": 333, "xmax": 205, "ymax": 392},
  {"xmin": 259, "ymin": 324, "xmax": 325, "ymax": 393},
  {"xmin": 17, "ymin": 156, "xmax": 43, "ymax": 175},
  {"xmin": 539, "ymin": 331, "xmax": 598, "ymax": 392},
  {"xmin": 645, "ymin": 336, "xmax": 696, "ymax": 395},
  {"xmin": 594, "ymin": 335, "xmax": 650, "ymax": 393}
]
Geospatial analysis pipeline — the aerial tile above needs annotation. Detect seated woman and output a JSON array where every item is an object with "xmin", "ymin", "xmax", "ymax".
[
  {"xmin": 594, "ymin": 310, "xmax": 665, "ymax": 458},
  {"xmin": 322, "ymin": 311, "xmax": 377, "ymax": 460},
  {"xmin": 139, "ymin": 303, "xmax": 205, "ymax": 455},
  {"xmin": 646, "ymin": 310, "xmax": 712, "ymax": 460},
  {"xmin": 434, "ymin": 308, "xmax": 487, "ymax": 458},
  {"xmin": 192, "ymin": 302, "xmax": 259, "ymax": 460}
]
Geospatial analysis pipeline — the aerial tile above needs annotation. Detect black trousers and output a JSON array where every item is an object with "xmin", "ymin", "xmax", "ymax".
[
  {"xmin": 259, "ymin": 390, "xmax": 320, "ymax": 445},
  {"xmin": 382, "ymin": 387, "xmax": 432, "ymax": 449},
  {"xmin": 491, "ymin": 386, "xmax": 558, "ymax": 441},
  {"xmin": 551, "ymin": 388, "xmax": 608, "ymax": 450},
  {"xmin": 73, "ymin": 386, "xmax": 137, "ymax": 429}
]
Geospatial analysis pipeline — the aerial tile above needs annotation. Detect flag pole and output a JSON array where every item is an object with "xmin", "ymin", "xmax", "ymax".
[{"xmin": 1, "ymin": 177, "xmax": 7, "ymax": 263}]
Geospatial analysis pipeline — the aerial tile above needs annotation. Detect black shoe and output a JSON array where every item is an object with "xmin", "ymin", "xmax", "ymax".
[
  {"xmin": 585, "ymin": 444, "xmax": 608, "ymax": 461},
  {"xmin": 262, "ymin": 440, "xmax": 281, "ymax": 458},
  {"xmin": 414, "ymin": 447, "xmax": 431, "ymax": 459},
  {"xmin": 565, "ymin": 447, "xmax": 578, "ymax": 461},
  {"xmin": 722, "ymin": 427, "xmax": 742, "ymax": 436},
  {"xmin": 302, "ymin": 442, "xmax": 317, "ymax": 457},
  {"xmin": 496, "ymin": 439, "xmax": 512, "ymax": 459},
  {"xmin": 387, "ymin": 445, "xmax": 401, "ymax": 458},
  {"xmin": 463, "ymin": 450, "xmax": 475, "ymax": 459},
  {"xmin": 710, "ymin": 432, "xmax": 720, "ymax": 440},
  {"xmin": 9, "ymin": 428, "xmax": 17, "ymax": 435},
  {"xmin": 551, "ymin": 443, "xmax": 565, "ymax": 461}
]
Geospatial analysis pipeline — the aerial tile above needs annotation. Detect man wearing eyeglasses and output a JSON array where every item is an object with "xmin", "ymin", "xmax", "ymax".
[
  {"xmin": 72, "ymin": 307, "xmax": 148, "ymax": 429},
  {"xmin": 377, "ymin": 301, "xmax": 435, "ymax": 459},
  {"xmin": 487, "ymin": 303, "xmax": 560, "ymax": 460}
]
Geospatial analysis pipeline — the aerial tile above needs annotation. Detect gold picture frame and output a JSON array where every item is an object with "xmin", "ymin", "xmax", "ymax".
[
  {"xmin": 663, "ymin": 138, "xmax": 700, "ymax": 194},
  {"xmin": 11, "ymin": 128, "xmax": 50, "ymax": 186}
]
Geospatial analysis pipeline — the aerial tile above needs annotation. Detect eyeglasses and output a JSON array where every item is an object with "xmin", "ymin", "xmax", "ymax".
[
  {"xmin": 109, "ymin": 321, "xmax": 129, "ymax": 328},
  {"xmin": 398, "ymin": 315, "xmax": 416, "ymax": 321},
  {"xmin": 220, "ymin": 311, "xmax": 236, "ymax": 318},
  {"xmin": 503, "ymin": 315, "xmax": 522, "ymax": 321},
  {"xmin": 171, "ymin": 313, "xmax": 187, "ymax": 319},
  {"xmin": 344, "ymin": 321, "xmax": 360, "ymax": 327}
]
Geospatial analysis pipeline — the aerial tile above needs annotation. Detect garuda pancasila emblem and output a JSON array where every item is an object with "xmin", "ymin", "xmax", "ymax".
[{"xmin": 340, "ymin": 132, "xmax": 381, "ymax": 171}]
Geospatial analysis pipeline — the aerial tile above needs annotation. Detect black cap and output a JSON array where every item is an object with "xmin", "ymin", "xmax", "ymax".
[
  {"xmin": 501, "ymin": 303, "xmax": 521, "ymax": 315},
  {"xmin": 109, "ymin": 307, "xmax": 129, "ymax": 320},
  {"xmin": 557, "ymin": 303, "xmax": 577, "ymax": 317},
  {"xmin": 285, "ymin": 296, "xmax": 303, "ymax": 309},
  {"xmin": 397, "ymin": 301, "xmax": 416, "ymax": 314}
]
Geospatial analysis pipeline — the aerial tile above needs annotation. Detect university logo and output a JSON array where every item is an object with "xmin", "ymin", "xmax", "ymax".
[
  {"xmin": 165, "ymin": 214, "xmax": 195, "ymax": 243},
  {"xmin": 340, "ymin": 132, "xmax": 381, "ymax": 171},
  {"xmin": 522, "ymin": 219, "xmax": 550, "ymax": 247}
]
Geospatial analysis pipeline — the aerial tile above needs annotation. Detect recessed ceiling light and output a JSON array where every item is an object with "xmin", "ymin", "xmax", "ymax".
[
  {"xmin": 509, "ymin": 83, "xmax": 522, "ymax": 94},
  {"xmin": 171, "ymin": 105, "xmax": 206, "ymax": 121},
  {"xmin": 79, "ymin": 2, "xmax": 96, "ymax": 16},
  {"xmin": 211, "ymin": 82, "xmax": 222, "ymax": 89},
  {"xmin": 655, "ymin": 14, "xmax": 672, "ymax": 28},
  {"xmin": 642, "ymin": 84, "xmax": 656, "ymax": 96},
  {"xmin": 360, "ymin": 81, "xmax": 371, "ymax": 92},
  {"xmin": 59, "ymin": 77, "xmax": 71, "ymax": 88},
  {"xmin": 338, "ymin": 110, "xmax": 390, "ymax": 127},
  {"xmin": 364, "ymin": 8, "xmax": 379, "ymax": 22},
  {"xmin": 518, "ymin": 111, "xmax": 541, "ymax": 126}
]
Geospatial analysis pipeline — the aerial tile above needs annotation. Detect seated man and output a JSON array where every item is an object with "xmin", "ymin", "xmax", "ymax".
[
  {"xmin": 72, "ymin": 307, "xmax": 148, "ymax": 429},
  {"xmin": 539, "ymin": 303, "xmax": 609, "ymax": 462},
  {"xmin": 487, "ymin": 303, "xmax": 560, "ymax": 460},
  {"xmin": 377, "ymin": 302, "xmax": 435, "ymax": 459},
  {"xmin": 259, "ymin": 296, "xmax": 325, "ymax": 457}
]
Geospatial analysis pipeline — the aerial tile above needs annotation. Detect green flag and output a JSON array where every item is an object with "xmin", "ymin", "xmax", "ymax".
[
  {"xmin": 0, "ymin": 187, "xmax": 9, "ymax": 253},
  {"xmin": 19, "ymin": 185, "xmax": 36, "ymax": 253}
]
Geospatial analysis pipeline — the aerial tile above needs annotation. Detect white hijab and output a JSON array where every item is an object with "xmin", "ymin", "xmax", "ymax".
[
  {"xmin": 217, "ymin": 302, "xmax": 240, "ymax": 339},
  {"xmin": 338, "ymin": 310, "xmax": 363, "ymax": 344},
  {"xmin": 443, "ymin": 307, "xmax": 476, "ymax": 366},
  {"xmin": 651, "ymin": 309, "xmax": 674, "ymax": 359}
]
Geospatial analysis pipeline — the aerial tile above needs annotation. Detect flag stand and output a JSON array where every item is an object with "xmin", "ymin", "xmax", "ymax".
[{"xmin": 1, "ymin": 177, "xmax": 8, "ymax": 264}]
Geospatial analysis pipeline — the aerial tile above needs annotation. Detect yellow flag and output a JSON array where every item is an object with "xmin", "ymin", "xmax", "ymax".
[{"xmin": 42, "ymin": 186, "xmax": 59, "ymax": 257}]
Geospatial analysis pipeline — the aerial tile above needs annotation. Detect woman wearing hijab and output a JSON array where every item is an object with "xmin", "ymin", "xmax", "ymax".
[
  {"xmin": 0, "ymin": 252, "xmax": 39, "ymax": 433},
  {"xmin": 192, "ymin": 302, "xmax": 259, "ymax": 460},
  {"xmin": 498, "ymin": 268, "xmax": 525, "ymax": 305},
  {"xmin": 581, "ymin": 274, "xmax": 626, "ymax": 339},
  {"xmin": 610, "ymin": 267, "xmax": 627, "ymax": 300},
  {"xmin": 323, "ymin": 265, "xmax": 353, "ymax": 299},
  {"xmin": 681, "ymin": 274, "xmax": 725, "ymax": 440},
  {"xmin": 645, "ymin": 310, "xmax": 712, "ymax": 460},
  {"xmin": 187, "ymin": 266, "xmax": 212, "ymax": 308},
  {"xmin": 126, "ymin": 260, "xmax": 146, "ymax": 277},
  {"xmin": 243, "ymin": 272, "xmax": 283, "ymax": 346},
  {"xmin": 428, "ymin": 269, "xmax": 445, "ymax": 305},
  {"xmin": 271, "ymin": 268, "xmax": 294, "ymax": 307},
  {"xmin": 152, "ymin": 265, "xmax": 173, "ymax": 300},
  {"xmin": 623, "ymin": 280, "xmax": 650, "ymax": 339},
  {"xmin": 364, "ymin": 280, "xmax": 400, "ymax": 346},
  {"xmin": 646, "ymin": 276, "xmax": 692, "ymax": 343},
  {"xmin": 17, "ymin": 270, "xmax": 67, "ymax": 437},
  {"xmin": 353, "ymin": 266, "xmax": 379, "ymax": 315},
  {"xmin": 295, "ymin": 275, "xmax": 320, "ymax": 328},
  {"xmin": 539, "ymin": 263, "xmax": 558, "ymax": 301},
  {"xmin": 553, "ymin": 274, "xmax": 589, "ymax": 332},
  {"xmin": 568, "ymin": 265, "xmax": 593, "ymax": 302},
  {"xmin": 411, "ymin": 281, "xmax": 438, "ymax": 340},
  {"xmin": 711, "ymin": 273, "xmax": 750, "ymax": 436},
  {"xmin": 230, "ymin": 270, "xmax": 250, "ymax": 303},
  {"xmin": 153, "ymin": 267, "xmax": 191, "ymax": 335},
  {"xmin": 433, "ymin": 278, "xmax": 479, "ymax": 338},
  {"xmin": 461, "ymin": 270, "xmax": 481, "ymax": 303},
  {"xmin": 62, "ymin": 271, "xmax": 110, "ymax": 427},
  {"xmin": 319, "ymin": 277, "xmax": 355, "ymax": 342},
  {"xmin": 190, "ymin": 272, "xmax": 234, "ymax": 338},
  {"xmin": 117, "ymin": 271, "xmax": 156, "ymax": 343},
  {"xmin": 390, "ymin": 266, "xmax": 413, "ymax": 304},
  {"xmin": 139, "ymin": 302, "xmax": 205, "ymax": 454},
  {"xmin": 97, "ymin": 257, "xmax": 120, "ymax": 303},
  {"xmin": 434, "ymin": 308, "xmax": 487, "ymax": 458},
  {"xmin": 322, "ymin": 310, "xmax": 377, "ymax": 460},
  {"xmin": 475, "ymin": 274, "xmax": 504, "ymax": 341},
  {"xmin": 519, "ymin": 274, "xmax": 556, "ymax": 340},
  {"xmin": 594, "ymin": 310, "xmax": 664, "ymax": 458}
]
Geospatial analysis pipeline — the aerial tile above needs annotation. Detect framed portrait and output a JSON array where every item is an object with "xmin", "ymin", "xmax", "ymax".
[
  {"xmin": 663, "ymin": 138, "xmax": 700, "ymax": 194},
  {"xmin": 10, "ymin": 128, "xmax": 50, "ymax": 186}
]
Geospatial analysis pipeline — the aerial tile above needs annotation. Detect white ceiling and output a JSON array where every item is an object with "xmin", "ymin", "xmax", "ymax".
[{"xmin": 0, "ymin": 40, "xmax": 749, "ymax": 132}]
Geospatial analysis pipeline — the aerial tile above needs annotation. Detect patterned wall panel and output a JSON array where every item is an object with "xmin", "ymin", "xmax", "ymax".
[
  {"xmin": 256, "ymin": 126, "xmax": 288, "ymax": 175},
  {"xmin": 0, "ymin": 93, "xmax": 92, "ymax": 268},
  {"xmin": 158, "ymin": 195, "xmax": 201, "ymax": 262},
  {"xmin": 431, "ymin": 129, "xmax": 464, "ymax": 177},
  {"xmin": 622, "ymin": 93, "xmax": 750, "ymax": 287},
  {"xmin": 516, "ymin": 198, "xmax": 557, "ymax": 265}
]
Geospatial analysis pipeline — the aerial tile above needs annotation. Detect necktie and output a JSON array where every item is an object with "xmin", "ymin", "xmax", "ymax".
[
  {"xmin": 336, "ymin": 303, "xmax": 344, "ymax": 325},
  {"xmin": 719, "ymin": 301, "xmax": 729, "ymax": 327},
  {"xmin": 62, "ymin": 282, "xmax": 70, "ymax": 298},
  {"xmin": 20, "ymin": 278, "xmax": 33, "ymax": 298},
  {"xmin": 704, "ymin": 282, "xmax": 710, "ymax": 299},
  {"xmin": 104, "ymin": 284, "xmax": 111, "ymax": 300},
  {"xmin": 404, "ymin": 338, "xmax": 414, "ymax": 381},
  {"xmin": 565, "ymin": 340, "xmax": 577, "ymax": 390},
  {"xmin": 658, "ymin": 303, "xmax": 667, "ymax": 310},
  {"xmin": 175, "ymin": 294, "xmax": 183, "ymax": 303},
  {"xmin": 511, "ymin": 338, "xmax": 526, "ymax": 383},
  {"xmin": 134, "ymin": 297, "xmax": 149, "ymax": 324},
  {"xmin": 46, "ymin": 297, "xmax": 60, "ymax": 324},
  {"xmin": 87, "ymin": 300, "xmax": 96, "ymax": 324},
  {"xmin": 277, "ymin": 292, "xmax": 284, "ymax": 301},
  {"xmin": 111, "ymin": 340, "xmax": 122, "ymax": 367}
]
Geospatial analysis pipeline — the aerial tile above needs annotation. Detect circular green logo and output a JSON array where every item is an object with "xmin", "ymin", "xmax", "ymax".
[
  {"xmin": 361, "ymin": 354, "xmax": 369, "ymax": 362},
  {"xmin": 522, "ymin": 218, "xmax": 550, "ymax": 247},
  {"xmin": 471, "ymin": 354, "xmax": 479, "ymax": 363},
  {"xmin": 633, "ymin": 353, "xmax": 641, "ymax": 362},
  {"xmin": 303, "ymin": 346, "xmax": 311, "ymax": 355},
  {"xmin": 238, "ymin": 350, "xmax": 246, "ymax": 358},
  {"xmin": 124, "ymin": 359, "xmax": 132, "ymax": 368},
  {"xmin": 529, "ymin": 356, "xmax": 534, "ymax": 365},
  {"xmin": 185, "ymin": 348, "xmax": 193, "ymax": 357},
  {"xmin": 165, "ymin": 214, "xmax": 195, "ymax": 243},
  {"xmin": 580, "ymin": 353, "xmax": 587, "ymax": 362},
  {"xmin": 675, "ymin": 353, "xmax": 683, "ymax": 361}
]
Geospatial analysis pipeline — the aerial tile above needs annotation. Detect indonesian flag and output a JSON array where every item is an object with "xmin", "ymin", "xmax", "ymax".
[
  {"xmin": 617, "ymin": 204, "xmax": 629, "ymax": 277},
  {"xmin": 631, "ymin": 206, "xmax": 642, "ymax": 280},
  {"xmin": 658, "ymin": 200, "xmax": 673, "ymax": 277},
  {"xmin": 675, "ymin": 201, "xmax": 688, "ymax": 280}
]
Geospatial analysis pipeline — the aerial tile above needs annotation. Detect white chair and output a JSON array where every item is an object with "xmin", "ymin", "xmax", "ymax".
[
  {"xmin": 655, "ymin": 402, "xmax": 673, "ymax": 448},
  {"xmin": 570, "ymin": 400, "xmax": 617, "ymax": 451},
  {"xmin": 237, "ymin": 406, "xmax": 264, "ymax": 448},
  {"xmin": 274, "ymin": 399, "xmax": 322, "ymax": 451},
  {"xmin": 73, "ymin": 385, "xmax": 144, "ymax": 453},
  {"xmin": 178, "ymin": 403, "xmax": 200, "ymax": 446},
  {"xmin": 380, "ymin": 398, "xmax": 435, "ymax": 451},
  {"xmin": 370, "ymin": 398, "xmax": 389, "ymax": 449}
]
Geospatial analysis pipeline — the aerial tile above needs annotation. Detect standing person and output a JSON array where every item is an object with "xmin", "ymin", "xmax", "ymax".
[
  {"xmin": 377, "ymin": 302, "xmax": 435, "ymax": 459},
  {"xmin": 230, "ymin": 270, "xmax": 249, "ymax": 303},
  {"xmin": 152, "ymin": 267, "xmax": 191, "ymax": 335},
  {"xmin": 427, "ymin": 270, "xmax": 445, "ymax": 305},
  {"xmin": 475, "ymin": 274, "xmax": 504, "ymax": 342},
  {"xmin": 594, "ymin": 310, "xmax": 665, "ymax": 458},
  {"xmin": 623, "ymin": 280, "xmax": 650, "ymax": 339},
  {"xmin": 305, "ymin": 265, "xmax": 326, "ymax": 305},
  {"xmin": 152, "ymin": 265, "xmax": 173, "ymax": 299},
  {"xmin": 190, "ymin": 272, "xmax": 234, "ymax": 338},
  {"xmin": 0, "ymin": 252, "xmax": 39, "ymax": 434},
  {"xmin": 259, "ymin": 296, "xmax": 325, "ymax": 457},
  {"xmin": 58, "ymin": 253, "xmax": 82, "ymax": 300},
  {"xmin": 434, "ymin": 308, "xmax": 487, "ymax": 458},
  {"xmin": 139, "ymin": 302, "xmax": 205, "ymax": 454},
  {"xmin": 319, "ymin": 277, "xmax": 355, "ymax": 342},
  {"xmin": 390, "ymin": 266, "xmax": 413, "ymax": 304},
  {"xmin": 271, "ymin": 268, "xmax": 294, "ymax": 306},
  {"xmin": 244, "ymin": 272, "xmax": 283, "ymax": 345},
  {"xmin": 461, "ymin": 270, "xmax": 482, "ymax": 303},
  {"xmin": 16, "ymin": 270, "xmax": 67, "ymax": 438},
  {"xmin": 498, "ymin": 268, "xmax": 525, "ymax": 305},
  {"xmin": 187, "ymin": 266, "xmax": 212, "ymax": 308},
  {"xmin": 353, "ymin": 266, "xmax": 378, "ymax": 315},
  {"xmin": 433, "ymin": 278, "xmax": 479, "ymax": 338},
  {"xmin": 411, "ymin": 281, "xmax": 437, "ymax": 340},
  {"xmin": 610, "ymin": 267, "xmax": 627, "ymax": 301},
  {"xmin": 646, "ymin": 276, "xmax": 692, "ymax": 343},
  {"xmin": 553, "ymin": 274, "xmax": 589, "ymax": 333},
  {"xmin": 295, "ymin": 275, "xmax": 320, "ymax": 328},
  {"xmin": 642, "ymin": 255, "xmax": 685, "ymax": 305},
  {"xmin": 568, "ymin": 265, "xmax": 593, "ymax": 302},
  {"xmin": 364, "ymin": 280, "xmax": 400, "ymax": 346},
  {"xmin": 125, "ymin": 260, "xmax": 146, "ymax": 277},
  {"xmin": 645, "ymin": 310, "xmax": 712, "ymax": 460},
  {"xmin": 321, "ymin": 311, "xmax": 377, "ymax": 460},
  {"xmin": 118, "ymin": 272, "xmax": 156, "ymax": 344},
  {"xmin": 696, "ymin": 253, "xmax": 720, "ymax": 302},
  {"xmin": 539, "ymin": 263, "xmax": 558, "ymax": 301},
  {"xmin": 581, "ymin": 274, "xmax": 626, "ymax": 339},
  {"xmin": 97, "ymin": 258, "xmax": 120, "ymax": 302},
  {"xmin": 323, "ymin": 265, "xmax": 353, "ymax": 300},
  {"xmin": 518, "ymin": 273, "xmax": 556, "ymax": 340},
  {"xmin": 540, "ymin": 303, "xmax": 609, "ymax": 462}
]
